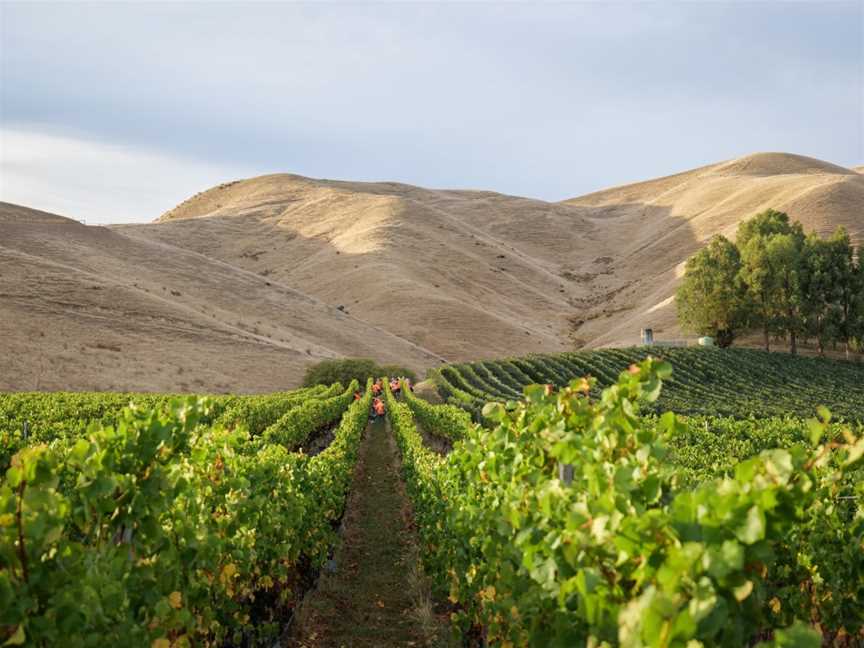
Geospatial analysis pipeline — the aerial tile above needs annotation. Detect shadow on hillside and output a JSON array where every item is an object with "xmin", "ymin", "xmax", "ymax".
[{"xmin": 0, "ymin": 191, "xmax": 707, "ymax": 391}]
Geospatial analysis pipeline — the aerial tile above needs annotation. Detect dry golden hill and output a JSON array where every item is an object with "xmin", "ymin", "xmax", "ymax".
[
  {"xmin": 560, "ymin": 152, "xmax": 863, "ymax": 347},
  {"xmin": 126, "ymin": 152, "xmax": 863, "ymax": 353},
  {"xmin": 2, "ymin": 152, "xmax": 861, "ymax": 391},
  {"xmin": 0, "ymin": 202, "xmax": 441, "ymax": 392}
]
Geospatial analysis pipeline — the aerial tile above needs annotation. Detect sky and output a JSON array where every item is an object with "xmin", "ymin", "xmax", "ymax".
[{"xmin": 0, "ymin": 1, "xmax": 861, "ymax": 225}]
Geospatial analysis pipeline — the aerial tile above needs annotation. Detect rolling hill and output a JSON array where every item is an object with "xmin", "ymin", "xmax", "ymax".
[
  {"xmin": 0, "ymin": 203, "xmax": 441, "ymax": 392},
  {"xmin": 2, "ymin": 152, "xmax": 861, "ymax": 391}
]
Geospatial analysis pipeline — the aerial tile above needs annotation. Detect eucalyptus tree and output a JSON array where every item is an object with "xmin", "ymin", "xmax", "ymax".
[{"xmin": 676, "ymin": 235, "xmax": 748, "ymax": 347}]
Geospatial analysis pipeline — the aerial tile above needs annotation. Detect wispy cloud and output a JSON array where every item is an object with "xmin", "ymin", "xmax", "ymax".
[
  {"xmin": 0, "ymin": 128, "xmax": 258, "ymax": 224},
  {"xmin": 1, "ymin": 1, "xmax": 861, "ymax": 223}
]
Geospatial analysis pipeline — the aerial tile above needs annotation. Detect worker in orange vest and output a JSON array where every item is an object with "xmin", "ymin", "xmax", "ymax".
[{"xmin": 372, "ymin": 397, "xmax": 385, "ymax": 418}]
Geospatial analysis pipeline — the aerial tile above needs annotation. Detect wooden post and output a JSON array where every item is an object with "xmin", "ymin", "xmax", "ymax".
[{"xmin": 558, "ymin": 462, "xmax": 574, "ymax": 485}]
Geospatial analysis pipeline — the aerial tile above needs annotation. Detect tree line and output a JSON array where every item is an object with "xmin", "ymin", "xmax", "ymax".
[{"xmin": 676, "ymin": 209, "xmax": 864, "ymax": 356}]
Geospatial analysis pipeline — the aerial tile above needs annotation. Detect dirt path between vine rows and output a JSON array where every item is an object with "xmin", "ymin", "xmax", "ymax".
[{"xmin": 288, "ymin": 417, "xmax": 452, "ymax": 648}]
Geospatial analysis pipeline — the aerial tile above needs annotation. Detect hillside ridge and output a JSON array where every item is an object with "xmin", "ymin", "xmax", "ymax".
[{"xmin": 2, "ymin": 151, "xmax": 861, "ymax": 390}]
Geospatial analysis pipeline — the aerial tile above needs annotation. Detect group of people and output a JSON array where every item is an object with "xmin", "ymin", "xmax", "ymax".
[
  {"xmin": 362, "ymin": 376, "xmax": 415, "ymax": 420},
  {"xmin": 370, "ymin": 379, "xmax": 386, "ymax": 420},
  {"xmin": 355, "ymin": 384, "xmax": 386, "ymax": 420},
  {"xmin": 387, "ymin": 376, "xmax": 414, "ymax": 398}
]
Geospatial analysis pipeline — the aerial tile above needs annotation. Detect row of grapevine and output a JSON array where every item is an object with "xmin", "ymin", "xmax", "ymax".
[
  {"xmin": 216, "ymin": 383, "xmax": 338, "ymax": 435},
  {"xmin": 0, "ymin": 392, "xmax": 238, "ymax": 474},
  {"xmin": 382, "ymin": 382, "xmax": 451, "ymax": 603},
  {"xmin": 0, "ymin": 385, "xmax": 344, "ymax": 473},
  {"xmin": 260, "ymin": 381, "xmax": 358, "ymax": 449},
  {"xmin": 0, "ymin": 382, "xmax": 372, "ymax": 646},
  {"xmin": 402, "ymin": 385, "xmax": 472, "ymax": 443},
  {"xmin": 0, "ymin": 390, "xmax": 239, "ymax": 435},
  {"xmin": 431, "ymin": 347, "xmax": 864, "ymax": 421},
  {"xmin": 388, "ymin": 364, "xmax": 864, "ymax": 646}
]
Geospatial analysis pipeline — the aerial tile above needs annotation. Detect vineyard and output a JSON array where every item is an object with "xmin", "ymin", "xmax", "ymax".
[
  {"xmin": 430, "ymin": 347, "xmax": 864, "ymax": 422},
  {"xmin": 0, "ymin": 381, "xmax": 369, "ymax": 646},
  {"xmin": 2, "ymin": 348, "xmax": 863, "ymax": 647},
  {"xmin": 393, "ymin": 361, "xmax": 864, "ymax": 647}
]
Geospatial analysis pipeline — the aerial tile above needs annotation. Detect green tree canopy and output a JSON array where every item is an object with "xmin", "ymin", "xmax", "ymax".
[
  {"xmin": 736, "ymin": 210, "xmax": 805, "ymax": 352},
  {"xmin": 678, "ymin": 209, "xmax": 862, "ymax": 356},
  {"xmin": 801, "ymin": 233, "xmax": 840, "ymax": 354},
  {"xmin": 676, "ymin": 235, "xmax": 747, "ymax": 347},
  {"xmin": 826, "ymin": 227, "xmax": 861, "ymax": 357},
  {"xmin": 302, "ymin": 358, "xmax": 417, "ymax": 388}
]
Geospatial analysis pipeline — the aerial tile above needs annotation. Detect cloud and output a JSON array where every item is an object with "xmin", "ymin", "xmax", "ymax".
[
  {"xmin": 0, "ymin": 1, "xmax": 861, "ymax": 220},
  {"xmin": 0, "ymin": 127, "xmax": 259, "ymax": 224}
]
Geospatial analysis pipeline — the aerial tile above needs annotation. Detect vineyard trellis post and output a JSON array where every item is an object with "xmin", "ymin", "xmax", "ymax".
[{"xmin": 558, "ymin": 462, "xmax": 574, "ymax": 485}]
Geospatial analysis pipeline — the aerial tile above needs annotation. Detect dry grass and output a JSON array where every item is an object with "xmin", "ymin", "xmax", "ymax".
[{"xmin": 2, "ymin": 152, "xmax": 861, "ymax": 391}]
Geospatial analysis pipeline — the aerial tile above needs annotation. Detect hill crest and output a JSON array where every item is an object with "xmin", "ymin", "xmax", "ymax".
[{"xmin": 2, "ymin": 152, "xmax": 861, "ymax": 391}]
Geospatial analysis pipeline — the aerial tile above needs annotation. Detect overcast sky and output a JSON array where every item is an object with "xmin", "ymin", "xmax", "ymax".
[{"xmin": 1, "ymin": 1, "xmax": 861, "ymax": 224}]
